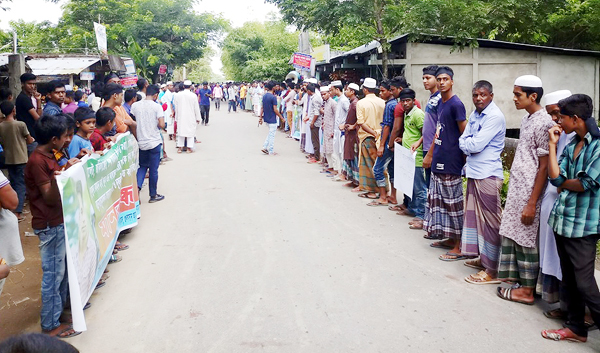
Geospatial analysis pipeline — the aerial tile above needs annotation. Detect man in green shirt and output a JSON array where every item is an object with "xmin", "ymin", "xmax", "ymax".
[{"xmin": 399, "ymin": 88, "xmax": 427, "ymax": 229}]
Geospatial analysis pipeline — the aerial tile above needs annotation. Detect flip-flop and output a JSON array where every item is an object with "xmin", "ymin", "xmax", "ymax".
[
  {"xmin": 388, "ymin": 205, "xmax": 405, "ymax": 211},
  {"xmin": 261, "ymin": 148, "xmax": 268, "ymax": 154},
  {"xmin": 358, "ymin": 193, "xmax": 378, "ymax": 199},
  {"xmin": 464, "ymin": 259, "xmax": 485, "ymax": 271},
  {"xmin": 423, "ymin": 233, "xmax": 444, "ymax": 240},
  {"xmin": 496, "ymin": 287, "xmax": 535, "ymax": 305},
  {"xmin": 439, "ymin": 252, "xmax": 471, "ymax": 261},
  {"xmin": 541, "ymin": 328, "xmax": 586, "ymax": 342},
  {"xmin": 464, "ymin": 271, "xmax": 501, "ymax": 285},
  {"xmin": 409, "ymin": 222, "xmax": 423, "ymax": 230},
  {"xmin": 367, "ymin": 200, "xmax": 388, "ymax": 207}
]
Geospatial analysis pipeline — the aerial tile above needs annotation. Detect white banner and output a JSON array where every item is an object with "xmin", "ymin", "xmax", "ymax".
[
  {"xmin": 393, "ymin": 142, "xmax": 416, "ymax": 199},
  {"xmin": 94, "ymin": 22, "xmax": 107, "ymax": 55}
]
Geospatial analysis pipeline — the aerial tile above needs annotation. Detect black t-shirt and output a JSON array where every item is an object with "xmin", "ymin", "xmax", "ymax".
[{"xmin": 15, "ymin": 92, "xmax": 36, "ymax": 139}]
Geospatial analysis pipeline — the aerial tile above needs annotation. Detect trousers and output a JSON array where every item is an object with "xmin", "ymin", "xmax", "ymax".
[
  {"xmin": 200, "ymin": 105, "xmax": 210, "ymax": 124},
  {"xmin": 310, "ymin": 126, "xmax": 321, "ymax": 160},
  {"xmin": 137, "ymin": 144, "xmax": 162, "ymax": 197}
]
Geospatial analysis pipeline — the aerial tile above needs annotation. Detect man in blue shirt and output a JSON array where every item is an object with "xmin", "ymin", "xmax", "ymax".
[
  {"xmin": 259, "ymin": 81, "xmax": 284, "ymax": 155},
  {"xmin": 42, "ymin": 80, "xmax": 65, "ymax": 117},
  {"xmin": 458, "ymin": 80, "xmax": 506, "ymax": 284},
  {"xmin": 198, "ymin": 82, "xmax": 212, "ymax": 126}
]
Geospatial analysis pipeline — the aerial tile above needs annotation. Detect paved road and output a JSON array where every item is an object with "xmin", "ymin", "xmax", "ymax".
[{"xmin": 69, "ymin": 107, "xmax": 599, "ymax": 352}]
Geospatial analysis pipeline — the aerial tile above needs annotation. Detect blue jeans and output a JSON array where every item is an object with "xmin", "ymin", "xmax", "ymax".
[
  {"xmin": 372, "ymin": 145, "xmax": 394, "ymax": 188},
  {"xmin": 36, "ymin": 224, "xmax": 69, "ymax": 331},
  {"xmin": 262, "ymin": 123, "xmax": 277, "ymax": 154},
  {"xmin": 228, "ymin": 100, "xmax": 237, "ymax": 112},
  {"xmin": 137, "ymin": 144, "xmax": 162, "ymax": 197},
  {"xmin": 407, "ymin": 167, "xmax": 427, "ymax": 218},
  {"xmin": 7, "ymin": 164, "xmax": 26, "ymax": 213}
]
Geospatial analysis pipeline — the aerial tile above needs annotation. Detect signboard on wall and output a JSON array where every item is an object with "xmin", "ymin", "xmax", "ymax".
[
  {"xmin": 292, "ymin": 53, "xmax": 312, "ymax": 70},
  {"xmin": 120, "ymin": 74, "xmax": 138, "ymax": 88},
  {"xmin": 80, "ymin": 72, "xmax": 95, "ymax": 81}
]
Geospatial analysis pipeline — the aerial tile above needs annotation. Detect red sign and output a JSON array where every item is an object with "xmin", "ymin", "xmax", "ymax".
[
  {"xmin": 158, "ymin": 65, "xmax": 167, "ymax": 75},
  {"xmin": 292, "ymin": 53, "xmax": 312, "ymax": 70},
  {"xmin": 120, "ymin": 75, "xmax": 138, "ymax": 88}
]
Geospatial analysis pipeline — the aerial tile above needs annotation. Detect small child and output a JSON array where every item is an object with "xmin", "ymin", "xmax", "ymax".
[
  {"xmin": 24, "ymin": 114, "xmax": 80, "ymax": 338},
  {"xmin": 0, "ymin": 101, "xmax": 35, "ymax": 221},
  {"xmin": 62, "ymin": 91, "xmax": 78, "ymax": 115},
  {"xmin": 74, "ymin": 90, "xmax": 88, "ymax": 108},
  {"xmin": 68, "ymin": 107, "xmax": 95, "ymax": 158},
  {"xmin": 89, "ymin": 107, "xmax": 116, "ymax": 152}
]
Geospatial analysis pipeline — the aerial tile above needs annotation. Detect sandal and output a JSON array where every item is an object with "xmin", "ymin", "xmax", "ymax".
[
  {"xmin": 43, "ymin": 323, "xmax": 81, "ymax": 339},
  {"xmin": 114, "ymin": 242, "xmax": 129, "ymax": 251},
  {"xmin": 430, "ymin": 240, "xmax": 454, "ymax": 249},
  {"xmin": 388, "ymin": 204, "xmax": 405, "ymax": 212},
  {"xmin": 541, "ymin": 328, "xmax": 586, "ymax": 342},
  {"xmin": 396, "ymin": 209, "xmax": 415, "ymax": 217},
  {"xmin": 464, "ymin": 259, "xmax": 485, "ymax": 271},
  {"xmin": 358, "ymin": 193, "xmax": 378, "ymax": 199},
  {"xmin": 465, "ymin": 271, "xmax": 501, "ymax": 285},
  {"xmin": 439, "ymin": 252, "xmax": 472, "ymax": 261},
  {"xmin": 177, "ymin": 148, "xmax": 182, "ymax": 154},
  {"xmin": 544, "ymin": 308, "xmax": 567, "ymax": 320},
  {"xmin": 409, "ymin": 221, "xmax": 423, "ymax": 229},
  {"xmin": 261, "ymin": 148, "xmax": 268, "ymax": 154},
  {"xmin": 367, "ymin": 200, "xmax": 388, "ymax": 207},
  {"xmin": 496, "ymin": 287, "xmax": 535, "ymax": 305},
  {"xmin": 108, "ymin": 254, "xmax": 122, "ymax": 264}
]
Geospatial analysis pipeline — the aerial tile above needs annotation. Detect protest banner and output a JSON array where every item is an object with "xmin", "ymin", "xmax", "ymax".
[
  {"xmin": 393, "ymin": 142, "xmax": 416, "ymax": 199},
  {"xmin": 93, "ymin": 22, "xmax": 107, "ymax": 56},
  {"xmin": 57, "ymin": 134, "xmax": 140, "ymax": 331},
  {"xmin": 292, "ymin": 52, "xmax": 312, "ymax": 70}
]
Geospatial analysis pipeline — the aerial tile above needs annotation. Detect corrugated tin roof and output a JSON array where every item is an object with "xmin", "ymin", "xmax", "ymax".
[{"xmin": 28, "ymin": 57, "xmax": 100, "ymax": 75}]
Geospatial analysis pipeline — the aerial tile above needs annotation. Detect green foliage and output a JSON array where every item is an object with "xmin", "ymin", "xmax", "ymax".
[
  {"xmin": 173, "ymin": 48, "xmax": 222, "ymax": 82},
  {"xmin": 220, "ymin": 21, "xmax": 297, "ymax": 81},
  {"xmin": 546, "ymin": 0, "xmax": 600, "ymax": 50}
]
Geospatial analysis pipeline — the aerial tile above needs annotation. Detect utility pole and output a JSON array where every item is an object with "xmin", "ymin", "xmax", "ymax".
[{"xmin": 12, "ymin": 31, "xmax": 17, "ymax": 54}]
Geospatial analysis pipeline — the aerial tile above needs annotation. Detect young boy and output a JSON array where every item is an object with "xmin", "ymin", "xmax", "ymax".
[
  {"xmin": 67, "ymin": 107, "xmax": 95, "ymax": 158},
  {"xmin": 89, "ymin": 107, "xmax": 115, "ymax": 152},
  {"xmin": 62, "ymin": 91, "xmax": 78, "ymax": 115},
  {"xmin": 25, "ymin": 114, "xmax": 80, "ymax": 338},
  {"xmin": 541, "ymin": 94, "xmax": 600, "ymax": 343},
  {"xmin": 259, "ymin": 81, "xmax": 284, "ymax": 155},
  {"xmin": 0, "ymin": 101, "xmax": 35, "ymax": 221},
  {"xmin": 496, "ymin": 75, "xmax": 555, "ymax": 305}
]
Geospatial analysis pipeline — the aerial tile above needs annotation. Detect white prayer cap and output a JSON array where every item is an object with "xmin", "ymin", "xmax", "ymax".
[
  {"xmin": 320, "ymin": 85, "xmax": 330, "ymax": 93},
  {"xmin": 184, "ymin": 80, "xmax": 192, "ymax": 86},
  {"xmin": 514, "ymin": 75, "xmax": 542, "ymax": 88},
  {"xmin": 166, "ymin": 81, "xmax": 173, "ymax": 85},
  {"xmin": 160, "ymin": 84, "xmax": 166, "ymax": 88},
  {"xmin": 544, "ymin": 90, "xmax": 572, "ymax": 106},
  {"xmin": 306, "ymin": 78, "xmax": 317, "ymax": 84},
  {"xmin": 331, "ymin": 80, "xmax": 342, "ymax": 88},
  {"xmin": 64, "ymin": 85, "xmax": 73, "ymax": 91},
  {"xmin": 362, "ymin": 77, "xmax": 377, "ymax": 89},
  {"xmin": 348, "ymin": 83, "xmax": 360, "ymax": 91}
]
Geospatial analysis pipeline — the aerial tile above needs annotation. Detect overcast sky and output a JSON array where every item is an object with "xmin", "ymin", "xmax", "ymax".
[{"xmin": 0, "ymin": 0, "xmax": 282, "ymax": 75}]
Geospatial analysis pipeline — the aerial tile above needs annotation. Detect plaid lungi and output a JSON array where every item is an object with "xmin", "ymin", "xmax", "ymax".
[
  {"xmin": 461, "ymin": 177, "xmax": 503, "ymax": 276},
  {"xmin": 423, "ymin": 173, "xmax": 464, "ymax": 240},
  {"xmin": 343, "ymin": 157, "xmax": 359, "ymax": 183},
  {"xmin": 300, "ymin": 132, "xmax": 306, "ymax": 152},
  {"xmin": 498, "ymin": 236, "xmax": 540, "ymax": 288},
  {"xmin": 536, "ymin": 271, "xmax": 561, "ymax": 304},
  {"xmin": 358, "ymin": 137, "xmax": 378, "ymax": 193}
]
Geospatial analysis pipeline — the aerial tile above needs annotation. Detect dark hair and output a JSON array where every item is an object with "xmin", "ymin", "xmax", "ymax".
[
  {"xmin": 306, "ymin": 83, "xmax": 316, "ymax": 93},
  {"xmin": 124, "ymin": 89, "xmax": 137, "ymax": 103},
  {"xmin": 103, "ymin": 72, "xmax": 120, "ymax": 84},
  {"xmin": 0, "ymin": 333, "xmax": 79, "ymax": 353},
  {"xmin": 102, "ymin": 83, "xmax": 124, "ymax": 101},
  {"xmin": 137, "ymin": 78, "xmax": 148, "ymax": 91},
  {"xmin": 95, "ymin": 107, "xmax": 116, "ymax": 127},
  {"xmin": 146, "ymin": 84, "xmax": 160, "ymax": 97},
  {"xmin": 136, "ymin": 94, "xmax": 142, "ymax": 101},
  {"xmin": 280, "ymin": 82, "xmax": 287, "ymax": 90},
  {"xmin": 380, "ymin": 80, "xmax": 392, "ymax": 90},
  {"xmin": 0, "ymin": 87, "xmax": 12, "ymax": 101},
  {"xmin": 74, "ymin": 90, "xmax": 85, "ymax": 102},
  {"xmin": 422, "ymin": 65, "xmax": 439, "ymax": 76},
  {"xmin": 20, "ymin": 72, "xmax": 36, "ymax": 83},
  {"xmin": 65, "ymin": 90, "xmax": 75, "ymax": 100},
  {"xmin": 365, "ymin": 87, "xmax": 377, "ymax": 94},
  {"xmin": 559, "ymin": 94, "xmax": 594, "ymax": 120},
  {"xmin": 34, "ymin": 114, "xmax": 68, "ymax": 145},
  {"xmin": 520, "ymin": 86, "xmax": 544, "ymax": 104},
  {"xmin": 73, "ymin": 107, "xmax": 96, "ymax": 123},
  {"xmin": 390, "ymin": 76, "xmax": 409, "ymax": 89},
  {"xmin": 399, "ymin": 88, "xmax": 416, "ymax": 100},
  {"xmin": 64, "ymin": 114, "xmax": 76, "ymax": 131},
  {"xmin": 46, "ymin": 80, "xmax": 65, "ymax": 93},
  {"xmin": 93, "ymin": 82, "xmax": 105, "ymax": 96},
  {"xmin": 0, "ymin": 100, "xmax": 14, "ymax": 115},
  {"xmin": 265, "ymin": 81, "xmax": 277, "ymax": 90},
  {"xmin": 473, "ymin": 80, "xmax": 493, "ymax": 94}
]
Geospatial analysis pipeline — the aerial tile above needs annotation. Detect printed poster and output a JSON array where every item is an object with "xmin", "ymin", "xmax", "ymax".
[{"xmin": 393, "ymin": 142, "xmax": 416, "ymax": 199}]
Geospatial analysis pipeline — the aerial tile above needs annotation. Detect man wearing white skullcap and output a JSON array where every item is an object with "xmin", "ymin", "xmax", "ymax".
[
  {"xmin": 320, "ymin": 85, "xmax": 337, "ymax": 173},
  {"xmin": 172, "ymin": 80, "xmax": 201, "ymax": 153},
  {"xmin": 496, "ymin": 75, "xmax": 555, "ymax": 305}
]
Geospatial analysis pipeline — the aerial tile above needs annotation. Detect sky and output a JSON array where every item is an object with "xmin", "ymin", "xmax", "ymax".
[{"xmin": 0, "ymin": 0, "xmax": 282, "ymax": 75}]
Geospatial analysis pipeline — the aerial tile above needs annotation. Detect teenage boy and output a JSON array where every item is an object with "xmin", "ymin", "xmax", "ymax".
[
  {"xmin": 122, "ymin": 89, "xmax": 137, "ymax": 116},
  {"xmin": 399, "ymin": 88, "xmax": 427, "ymax": 228},
  {"xmin": 102, "ymin": 83, "xmax": 136, "ymax": 137},
  {"xmin": 356, "ymin": 78, "xmax": 385, "ymax": 199},
  {"xmin": 368, "ymin": 80, "xmax": 396, "ymax": 206},
  {"xmin": 198, "ymin": 82, "xmax": 212, "ymax": 126},
  {"xmin": 459, "ymin": 81, "xmax": 506, "ymax": 284},
  {"xmin": 496, "ymin": 75, "xmax": 555, "ymax": 305},
  {"xmin": 90, "ymin": 107, "xmax": 116, "ymax": 152},
  {"xmin": 68, "ymin": 107, "xmax": 95, "ymax": 158},
  {"xmin": 16, "ymin": 73, "xmax": 42, "ymax": 146},
  {"xmin": 321, "ymin": 86, "xmax": 338, "ymax": 173},
  {"xmin": 25, "ymin": 114, "xmax": 81, "ymax": 338},
  {"xmin": 540, "ymin": 94, "xmax": 600, "ymax": 343},
  {"xmin": 259, "ymin": 81, "xmax": 283, "ymax": 155},
  {"xmin": 422, "ymin": 66, "xmax": 467, "ymax": 260},
  {"xmin": 306, "ymin": 83, "xmax": 323, "ymax": 163},
  {"xmin": 331, "ymin": 81, "xmax": 349, "ymax": 179},
  {"xmin": 43, "ymin": 81, "xmax": 65, "ymax": 117},
  {"xmin": 0, "ymin": 101, "xmax": 35, "ymax": 221},
  {"xmin": 283, "ymin": 84, "xmax": 296, "ymax": 136},
  {"xmin": 342, "ymin": 83, "xmax": 361, "ymax": 188},
  {"xmin": 131, "ymin": 84, "xmax": 165, "ymax": 203},
  {"xmin": 74, "ymin": 90, "xmax": 88, "ymax": 108}
]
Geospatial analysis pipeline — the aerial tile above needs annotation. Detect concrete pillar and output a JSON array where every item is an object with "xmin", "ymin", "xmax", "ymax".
[{"xmin": 8, "ymin": 54, "xmax": 25, "ymax": 98}]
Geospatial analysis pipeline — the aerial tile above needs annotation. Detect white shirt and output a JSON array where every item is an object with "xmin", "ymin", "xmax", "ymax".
[{"xmin": 130, "ymin": 100, "xmax": 164, "ymax": 150}]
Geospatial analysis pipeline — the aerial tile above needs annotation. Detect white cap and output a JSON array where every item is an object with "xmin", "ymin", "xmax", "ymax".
[
  {"xmin": 544, "ymin": 90, "xmax": 572, "ymax": 106},
  {"xmin": 166, "ymin": 81, "xmax": 173, "ymax": 85},
  {"xmin": 184, "ymin": 80, "xmax": 192, "ymax": 86},
  {"xmin": 331, "ymin": 80, "xmax": 342, "ymax": 87},
  {"xmin": 514, "ymin": 75, "xmax": 542, "ymax": 88},
  {"xmin": 362, "ymin": 77, "xmax": 377, "ymax": 89},
  {"xmin": 160, "ymin": 84, "xmax": 166, "ymax": 88},
  {"xmin": 64, "ymin": 85, "xmax": 73, "ymax": 91},
  {"xmin": 320, "ymin": 85, "xmax": 330, "ymax": 93},
  {"xmin": 348, "ymin": 83, "xmax": 360, "ymax": 91},
  {"xmin": 306, "ymin": 78, "xmax": 317, "ymax": 84}
]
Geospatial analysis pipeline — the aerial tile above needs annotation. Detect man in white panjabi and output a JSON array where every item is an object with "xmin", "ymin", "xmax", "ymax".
[{"xmin": 173, "ymin": 80, "xmax": 201, "ymax": 154}]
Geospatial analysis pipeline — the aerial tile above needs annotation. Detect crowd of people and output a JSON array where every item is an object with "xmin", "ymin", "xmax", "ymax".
[
  {"xmin": 0, "ymin": 72, "xmax": 222, "ymax": 339},
  {"xmin": 248, "ymin": 68, "xmax": 600, "ymax": 344}
]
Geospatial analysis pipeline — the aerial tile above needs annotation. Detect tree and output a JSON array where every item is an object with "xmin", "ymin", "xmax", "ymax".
[
  {"xmin": 545, "ymin": 0, "xmax": 600, "ymax": 50},
  {"xmin": 220, "ymin": 20, "xmax": 298, "ymax": 81},
  {"xmin": 173, "ymin": 47, "xmax": 222, "ymax": 82}
]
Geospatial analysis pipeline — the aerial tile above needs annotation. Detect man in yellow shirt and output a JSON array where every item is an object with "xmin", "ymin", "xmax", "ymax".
[{"xmin": 356, "ymin": 78, "xmax": 385, "ymax": 199}]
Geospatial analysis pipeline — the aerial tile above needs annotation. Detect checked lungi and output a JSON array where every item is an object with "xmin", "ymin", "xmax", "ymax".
[
  {"xmin": 423, "ymin": 173, "xmax": 464, "ymax": 240},
  {"xmin": 358, "ymin": 137, "xmax": 378, "ymax": 193},
  {"xmin": 343, "ymin": 156, "xmax": 359, "ymax": 183},
  {"xmin": 460, "ymin": 177, "xmax": 503, "ymax": 277},
  {"xmin": 498, "ymin": 236, "xmax": 539, "ymax": 288}
]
